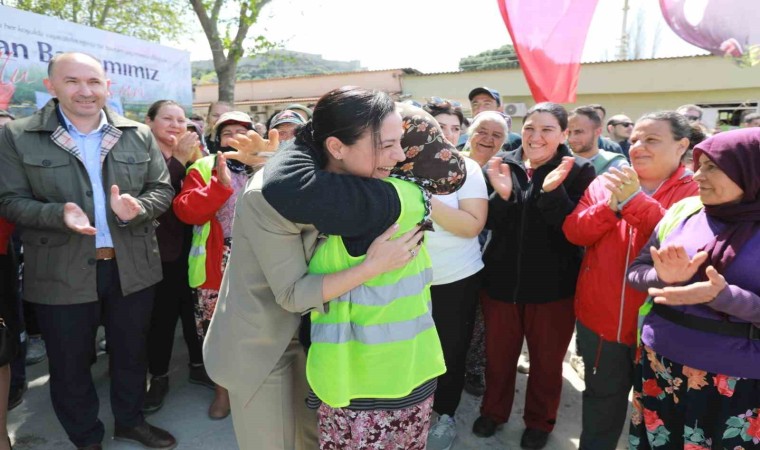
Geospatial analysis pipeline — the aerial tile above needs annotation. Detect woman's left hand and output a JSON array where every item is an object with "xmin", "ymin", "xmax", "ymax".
[
  {"xmin": 542, "ymin": 156, "xmax": 575, "ymax": 193},
  {"xmin": 648, "ymin": 265, "xmax": 727, "ymax": 305}
]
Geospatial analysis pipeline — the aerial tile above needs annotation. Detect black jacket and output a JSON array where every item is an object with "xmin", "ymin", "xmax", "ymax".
[{"xmin": 483, "ymin": 144, "xmax": 595, "ymax": 304}]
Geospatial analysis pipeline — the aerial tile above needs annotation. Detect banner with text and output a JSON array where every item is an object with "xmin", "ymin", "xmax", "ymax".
[{"xmin": 0, "ymin": 5, "xmax": 192, "ymax": 120}]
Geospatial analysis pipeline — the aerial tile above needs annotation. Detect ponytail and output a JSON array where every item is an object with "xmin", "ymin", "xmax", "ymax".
[{"xmin": 295, "ymin": 121, "xmax": 320, "ymax": 150}]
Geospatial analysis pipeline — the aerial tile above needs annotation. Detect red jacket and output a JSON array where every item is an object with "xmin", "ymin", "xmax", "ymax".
[
  {"xmin": 173, "ymin": 167, "xmax": 233, "ymax": 290},
  {"xmin": 0, "ymin": 218, "xmax": 14, "ymax": 255},
  {"xmin": 562, "ymin": 165, "xmax": 698, "ymax": 345}
]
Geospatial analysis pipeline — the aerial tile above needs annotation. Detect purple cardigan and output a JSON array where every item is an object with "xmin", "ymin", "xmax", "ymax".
[{"xmin": 627, "ymin": 210, "xmax": 760, "ymax": 378}]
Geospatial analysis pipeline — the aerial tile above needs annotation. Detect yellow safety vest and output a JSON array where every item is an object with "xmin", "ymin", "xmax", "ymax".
[{"xmin": 306, "ymin": 177, "xmax": 446, "ymax": 408}]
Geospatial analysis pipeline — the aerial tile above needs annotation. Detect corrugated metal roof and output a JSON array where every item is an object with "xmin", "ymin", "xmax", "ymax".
[
  {"xmin": 193, "ymin": 96, "xmax": 321, "ymax": 108},
  {"xmin": 414, "ymin": 54, "xmax": 713, "ymax": 76},
  {"xmin": 195, "ymin": 68, "xmax": 421, "ymax": 86}
]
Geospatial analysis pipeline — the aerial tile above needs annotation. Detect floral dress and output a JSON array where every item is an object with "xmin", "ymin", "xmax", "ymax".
[{"xmin": 629, "ymin": 345, "xmax": 760, "ymax": 449}]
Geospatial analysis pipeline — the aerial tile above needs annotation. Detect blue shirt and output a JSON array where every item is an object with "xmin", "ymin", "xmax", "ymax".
[{"xmin": 59, "ymin": 108, "xmax": 113, "ymax": 249}]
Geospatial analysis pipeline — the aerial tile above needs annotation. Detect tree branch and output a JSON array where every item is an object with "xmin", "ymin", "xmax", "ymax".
[
  {"xmin": 98, "ymin": 0, "xmax": 115, "ymax": 27},
  {"xmin": 189, "ymin": 0, "xmax": 227, "ymax": 68}
]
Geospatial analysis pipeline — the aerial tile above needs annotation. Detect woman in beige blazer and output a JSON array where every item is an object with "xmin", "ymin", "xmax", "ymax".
[{"xmin": 201, "ymin": 129, "xmax": 422, "ymax": 450}]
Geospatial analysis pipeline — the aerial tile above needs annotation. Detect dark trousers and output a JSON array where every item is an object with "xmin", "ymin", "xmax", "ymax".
[
  {"xmin": 35, "ymin": 260, "xmax": 154, "ymax": 447},
  {"xmin": 1, "ymin": 245, "xmax": 25, "ymax": 389},
  {"xmin": 430, "ymin": 272, "xmax": 480, "ymax": 416},
  {"xmin": 147, "ymin": 259, "xmax": 202, "ymax": 376},
  {"xmin": 576, "ymin": 321, "xmax": 634, "ymax": 450},
  {"xmin": 480, "ymin": 295, "xmax": 575, "ymax": 432}
]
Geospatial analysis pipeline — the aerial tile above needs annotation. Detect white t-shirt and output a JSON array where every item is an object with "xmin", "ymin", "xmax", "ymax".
[{"xmin": 426, "ymin": 157, "xmax": 488, "ymax": 285}]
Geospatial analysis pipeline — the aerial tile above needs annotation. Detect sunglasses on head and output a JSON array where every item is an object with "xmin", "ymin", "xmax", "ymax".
[
  {"xmin": 683, "ymin": 115, "xmax": 700, "ymax": 122},
  {"xmin": 428, "ymin": 96, "xmax": 462, "ymax": 112},
  {"xmin": 611, "ymin": 121, "xmax": 634, "ymax": 127}
]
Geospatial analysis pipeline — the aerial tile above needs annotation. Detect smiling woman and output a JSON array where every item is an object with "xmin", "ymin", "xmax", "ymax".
[
  {"xmin": 626, "ymin": 128, "xmax": 760, "ymax": 450},
  {"xmin": 474, "ymin": 102, "xmax": 596, "ymax": 449},
  {"xmin": 562, "ymin": 110, "xmax": 699, "ymax": 449},
  {"xmin": 465, "ymin": 111, "xmax": 508, "ymax": 167}
]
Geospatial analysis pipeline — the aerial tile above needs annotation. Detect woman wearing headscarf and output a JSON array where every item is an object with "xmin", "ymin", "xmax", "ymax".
[
  {"xmin": 174, "ymin": 111, "xmax": 267, "ymax": 419},
  {"xmin": 261, "ymin": 89, "xmax": 466, "ymax": 449},
  {"xmin": 562, "ymin": 111, "xmax": 699, "ymax": 449},
  {"xmin": 202, "ymin": 88, "xmax": 465, "ymax": 450},
  {"xmin": 474, "ymin": 102, "xmax": 596, "ymax": 449},
  {"xmin": 627, "ymin": 128, "xmax": 760, "ymax": 449}
]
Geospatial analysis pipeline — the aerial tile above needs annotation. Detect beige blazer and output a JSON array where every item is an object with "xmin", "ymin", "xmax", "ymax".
[{"xmin": 202, "ymin": 170, "xmax": 325, "ymax": 403}]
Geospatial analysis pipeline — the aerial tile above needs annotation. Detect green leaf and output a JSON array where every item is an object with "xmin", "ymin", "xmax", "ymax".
[
  {"xmin": 726, "ymin": 416, "xmax": 746, "ymax": 428},
  {"xmin": 723, "ymin": 427, "xmax": 741, "ymax": 439},
  {"xmin": 684, "ymin": 426, "xmax": 694, "ymax": 436}
]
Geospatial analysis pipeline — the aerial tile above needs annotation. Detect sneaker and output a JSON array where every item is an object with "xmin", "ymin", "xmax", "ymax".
[
  {"xmin": 463, "ymin": 373, "xmax": 485, "ymax": 397},
  {"xmin": 517, "ymin": 353, "xmax": 530, "ymax": 374},
  {"xmin": 25, "ymin": 336, "xmax": 46, "ymax": 366},
  {"xmin": 8, "ymin": 382, "xmax": 27, "ymax": 410},
  {"xmin": 427, "ymin": 414, "xmax": 457, "ymax": 450},
  {"xmin": 142, "ymin": 376, "xmax": 169, "ymax": 414},
  {"xmin": 520, "ymin": 428, "xmax": 549, "ymax": 449},
  {"xmin": 188, "ymin": 364, "xmax": 215, "ymax": 390},
  {"xmin": 569, "ymin": 353, "xmax": 585, "ymax": 381}
]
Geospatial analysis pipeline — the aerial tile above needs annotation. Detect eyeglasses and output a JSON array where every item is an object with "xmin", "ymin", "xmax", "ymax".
[
  {"xmin": 683, "ymin": 115, "xmax": 701, "ymax": 122},
  {"xmin": 427, "ymin": 96, "xmax": 462, "ymax": 112},
  {"xmin": 610, "ymin": 121, "xmax": 634, "ymax": 127}
]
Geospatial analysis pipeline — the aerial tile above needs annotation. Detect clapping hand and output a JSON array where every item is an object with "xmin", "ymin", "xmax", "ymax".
[
  {"xmin": 602, "ymin": 166, "xmax": 640, "ymax": 203},
  {"xmin": 215, "ymin": 153, "xmax": 232, "ymax": 187},
  {"xmin": 110, "ymin": 185, "xmax": 143, "ymax": 222},
  {"xmin": 542, "ymin": 156, "xmax": 574, "ymax": 193},
  {"xmin": 649, "ymin": 265, "xmax": 726, "ymax": 305},
  {"xmin": 650, "ymin": 245, "xmax": 708, "ymax": 284},
  {"xmin": 487, "ymin": 156, "xmax": 513, "ymax": 201},
  {"xmin": 225, "ymin": 128, "xmax": 279, "ymax": 167},
  {"xmin": 63, "ymin": 202, "xmax": 96, "ymax": 235},
  {"xmin": 172, "ymin": 131, "xmax": 201, "ymax": 165}
]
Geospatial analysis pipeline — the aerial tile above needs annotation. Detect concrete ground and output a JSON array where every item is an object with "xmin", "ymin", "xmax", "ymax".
[{"xmin": 9, "ymin": 330, "xmax": 628, "ymax": 449}]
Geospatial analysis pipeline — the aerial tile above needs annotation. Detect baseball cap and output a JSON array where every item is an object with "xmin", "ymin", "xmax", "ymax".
[
  {"xmin": 468, "ymin": 87, "xmax": 501, "ymax": 107},
  {"xmin": 271, "ymin": 110, "xmax": 306, "ymax": 129},
  {"xmin": 285, "ymin": 104, "xmax": 313, "ymax": 119},
  {"xmin": 213, "ymin": 111, "xmax": 254, "ymax": 140}
]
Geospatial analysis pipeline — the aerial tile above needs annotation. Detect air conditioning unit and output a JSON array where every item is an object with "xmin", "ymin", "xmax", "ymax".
[
  {"xmin": 504, "ymin": 102, "xmax": 528, "ymax": 117},
  {"xmin": 249, "ymin": 105, "xmax": 260, "ymax": 113}
]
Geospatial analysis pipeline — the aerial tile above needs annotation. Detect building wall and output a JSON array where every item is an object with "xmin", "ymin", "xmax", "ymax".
[
  {"xmin": 193, "ymin": 69, "xmax": 407, "ymax": 113},
  {"xmin": 193, "ymin": 56, "xmax": 760, "ymax": 130},
  {"xmin": 402, "ymin": 55, "xmax": 760, "ymax": 129}
]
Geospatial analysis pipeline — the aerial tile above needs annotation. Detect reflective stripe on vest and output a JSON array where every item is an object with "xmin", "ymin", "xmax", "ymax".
[
  {"xmin": 306, "ymin": 177, "xmax": 446, "ymax": 408},
  {"xmin": 636, "ymin": 196, "xmax": 703, "ymax": 345},
  {"xmin": 187, "ymin": 156, "xmax": 216, "ymax": 288},
  {"xmin": 311, "ymin": 307, "xmax": 435, "ymax": 345},
  {"xmin": 329, "ymin": 267, "xmax": 434, "ymax": 307}
]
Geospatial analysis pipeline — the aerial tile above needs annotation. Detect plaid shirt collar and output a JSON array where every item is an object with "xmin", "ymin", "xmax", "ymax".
[{"xmin": 51, "ymin": 106, "xmax": 122, "ymax": 166}]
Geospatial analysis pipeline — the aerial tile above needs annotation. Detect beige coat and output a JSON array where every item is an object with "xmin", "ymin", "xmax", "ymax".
[{"xmin": 202, "ymin": 170, "xmax": 326, "ymax": 403}]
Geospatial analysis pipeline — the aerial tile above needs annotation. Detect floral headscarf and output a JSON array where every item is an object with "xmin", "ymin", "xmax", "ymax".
[{"xmin": 391, "ymin": 102, "xmax": 467, "ymax": 231}]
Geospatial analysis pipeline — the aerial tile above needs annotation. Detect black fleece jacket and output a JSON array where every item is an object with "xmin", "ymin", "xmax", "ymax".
[
  {"xmin": 483, "ymin": 144, "xmax": 595, "ymax": 304},
  {"xmin": 261, "ymin": 143, "xmax": 400, "ymax": 257}
]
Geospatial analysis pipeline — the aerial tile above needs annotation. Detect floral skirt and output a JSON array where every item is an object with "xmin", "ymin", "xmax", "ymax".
[
  {"xmin": 465, "ymin": 300, "xmax": 486, "ymax": 379},
  {"xmin": 194, "ymin": 242, "xmax": 231, "ymax": 342},
  {"xmin": 629, "ymin": 345, "xmax": 760, "ymax": 449},
  {"xmin": 317, "ymin": 395, "xmax": 433, "ymax": 450}
]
